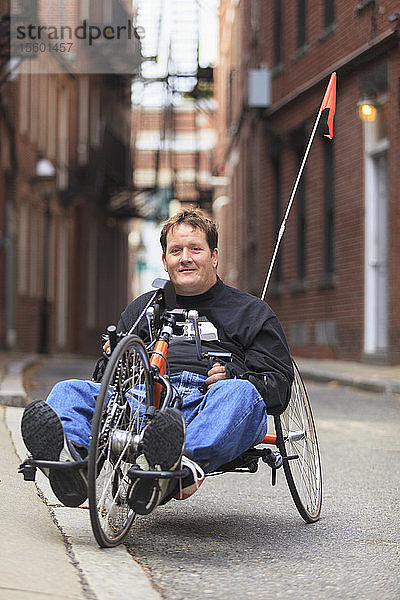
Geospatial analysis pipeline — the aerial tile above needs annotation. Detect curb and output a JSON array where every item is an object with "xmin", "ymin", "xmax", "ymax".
[
  {"xmin": 0, "ymin": 354, "xmax": 40, "ymax": 407},
  {"xmin": 5, "ymin": 405, "xmax": 161, "ymax": 600},
  {"xmin": 297, "ymin": 365, "xmax": 400, "ymax": 395}
]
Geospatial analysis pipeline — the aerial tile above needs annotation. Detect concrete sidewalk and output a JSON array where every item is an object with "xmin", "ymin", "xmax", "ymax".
[{"xmin": 295, "ymin": 357, "xmax": 400, "ymax": 395}]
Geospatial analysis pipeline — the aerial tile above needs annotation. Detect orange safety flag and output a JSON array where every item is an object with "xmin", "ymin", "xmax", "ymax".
[{"xmin": 320, "ymin": 72, "xmax": 337, "ymax": 139}]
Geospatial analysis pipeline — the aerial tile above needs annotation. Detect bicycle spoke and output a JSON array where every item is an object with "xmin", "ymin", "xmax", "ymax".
[{"xmin": 88, "ymin": 336, "xmax": 152, "ymax": 547}]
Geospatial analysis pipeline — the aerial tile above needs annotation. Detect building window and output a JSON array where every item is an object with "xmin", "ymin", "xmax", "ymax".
[
  {"xmin": 86, "ymin": 220, "xmax": 98, "ymax": 329},
  {"xmin": 323, "ymin": 0, "xmax": 334, "ymax": 28},
  {"xmin": 226, "ymin": 69, "xmax": 233, "ymax": 128},
  {"xmin": 297, "ymin": 0, "xmax": 306, "ymax": 49},
  {"xmin": 322, "ymin": 137, "xmax": 335, "ymax": 279},
  {"xmin": 78, "ymin": 76, "xmax": 89, "ymax": 165},
  {"xmin": 38, "ymin": 74, "xmax": 48, "ymax": 153},
  {"xmin": 57, "ymin": 86, "xmax": 69, "ymax": 190},
  {"xmin": 273, "ymin": 0, "xmax": 282, "ymax": 68},
  {"xmin": 80, "ymin": 0, "xmax": 90, "ymax": 20},
  {"xmin": 272, "ymin": 155, "xmax": 282, "ymax": 286},
  {"xmin": 27, "ymin": 203, "xmax": 44, "ymax": 299},
  {"xmin": 30, "ymin": 72, "xmax": 39, "ymax": 144},
  {"xmin": 19, "ymin": 73, "xmax": 29, "ymax": 134},
  {"xmin": 103, "ymin": 0, "xmax": 113, "ymax": 22},
  {"xmin": 296, "ymin": 166, "xmax": 306, "ymax": 283},
  {"xmin": 90, "ymin": 86, "xmax": 101, "ymax": 148},
  {"xmin": 48, "ymin": 76, "xmax": 57, "ymax": 159},
  {"xmin": 17, "ymin": 201, "xmax": 29, "ymax": 295},
  {"xmin": 289, "ymin": 127, "xmax": 306, "ymax": 290}
]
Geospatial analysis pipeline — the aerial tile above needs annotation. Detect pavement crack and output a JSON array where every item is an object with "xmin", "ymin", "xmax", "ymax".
[
  {"xmin": 126, "ymin": 545, "xmax": 167, "ymax": 600},
  {"xmin": 35, "ymin": 484, "xmax": 98, "ymax": 600},
  {"xmin": 47, "ymin": 502, "xmax": 90, "ymax": 510}
]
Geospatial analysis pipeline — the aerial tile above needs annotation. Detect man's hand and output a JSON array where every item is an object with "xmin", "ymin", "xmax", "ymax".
[
  {"xmin": 103, "ymin": 340, "xmax": 111, "ymax": 355},
  {"xmin": 205, "ymin": 362, "xmax": 226, "ymax": 389}
]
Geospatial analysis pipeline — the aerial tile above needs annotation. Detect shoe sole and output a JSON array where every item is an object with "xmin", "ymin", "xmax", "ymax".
[
  {"xmin": 128, "ymin": 408, "xmax": 185, "ymax": 514},
  {"xmin": 21, "ymin": 400, "xmax": 64, "ymax": 460},
  {"xmin": 21, "ymin": 400, "xmax": 87, "ymax": 507},
  {"xmin": 142, "ymin": 408, "xmax": 185, "ymax": 470}
]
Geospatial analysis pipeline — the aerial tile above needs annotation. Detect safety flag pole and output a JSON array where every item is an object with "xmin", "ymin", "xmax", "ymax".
[{"xmin": 261, "ymin": 72, "xmax": 337, "ymax": 302}]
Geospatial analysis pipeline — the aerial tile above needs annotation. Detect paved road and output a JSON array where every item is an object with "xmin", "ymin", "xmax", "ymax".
[{"xmin": 123, "ymin": 383, "xmax": 400, "ymax": 600}]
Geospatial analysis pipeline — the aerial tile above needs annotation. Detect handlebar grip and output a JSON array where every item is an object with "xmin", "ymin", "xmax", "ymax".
[
  {"xmin": 211, "ymin": 358, "xmax": 225, "ymax": 366},
  {"xmin": 199, "ymin": 357, "xmax": 229, "ymax": 394},
  {"xmin": 107, "ymin": 325, "xmax": 118, "ymax": 353}
]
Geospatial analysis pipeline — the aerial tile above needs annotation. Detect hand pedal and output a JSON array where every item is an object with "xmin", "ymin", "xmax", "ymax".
[
  {"xmin": 262, "ymin": 448, "xmax": 283, "ymax": 469},
  {"xmin": 261, "ymin": 448, "xmax": 283, "ymax": 486},
  {"xmin": 19, "ymin": 461, "xmax": 37, "ymax": 481}
]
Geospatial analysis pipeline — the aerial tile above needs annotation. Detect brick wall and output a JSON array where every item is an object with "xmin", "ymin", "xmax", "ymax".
[{"xmin": 214, "ymin": 0, "xmax": 400, "ymax": 364}]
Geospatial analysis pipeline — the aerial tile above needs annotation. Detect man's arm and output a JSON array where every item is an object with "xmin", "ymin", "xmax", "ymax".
[
  {"xmin": 92, "ymin": 292, "xmax": 154, "ymax": 383},
  {"xmin": 117, "ymin": 291, "xmax": 155, "ymax": 339},
  {"xmin": 224, "ymin": 316, "xmax": 294, "ymax": 415}
]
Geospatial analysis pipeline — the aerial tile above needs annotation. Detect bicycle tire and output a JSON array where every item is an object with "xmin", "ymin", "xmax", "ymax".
[
  {"xmin": 274, "ymin": 361, "xmax": 322, "ymax": 523},
  {"xmin": 88, "ymin": 334, "xmax": 152, "ymax": 547}
]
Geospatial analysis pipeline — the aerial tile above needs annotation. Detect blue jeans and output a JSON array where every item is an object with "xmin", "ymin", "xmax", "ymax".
[{"xmin": 46, "ymin": 371, "xmax": 267, "ymax": 473}]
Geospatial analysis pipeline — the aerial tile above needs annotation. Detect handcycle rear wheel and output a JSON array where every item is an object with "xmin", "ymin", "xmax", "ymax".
[
  {"xmin": 274, "ymin": 361, "xmax": 322, "ymax": 523},
  {"xmin": 88, "ymin": 334, "xmax": 152, "ymax": 547}
]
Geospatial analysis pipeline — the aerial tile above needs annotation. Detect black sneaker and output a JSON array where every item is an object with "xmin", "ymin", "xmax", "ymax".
[
  {"xmin": 127, "ymin": 407, "xmax": 185, "ymax": 515},
  {"xmin": 21, "ymin": 400, "xmax": 87, "ymax": 507}
]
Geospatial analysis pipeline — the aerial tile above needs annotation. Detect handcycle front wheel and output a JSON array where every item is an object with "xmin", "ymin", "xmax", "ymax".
[
  {"xmin": 88, "ymin": 334, "xmax": 152, "ymax": 547},
  {"xmin": 274, "ymin": 361, "xmax": 322, "ymax": 523}
]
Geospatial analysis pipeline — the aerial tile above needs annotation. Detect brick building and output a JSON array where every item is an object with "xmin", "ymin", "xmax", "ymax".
[
  {"xmin": 0, "ymin": 0, "xmax": 141, "ymax": 354},
  {"xmin": 214, "ymin": 0, "xmax": 400, "ymax": 365}
]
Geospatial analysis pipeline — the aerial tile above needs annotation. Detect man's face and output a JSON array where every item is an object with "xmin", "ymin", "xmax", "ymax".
[{"xmin": 162, "ymin": 224, "xmax": 218, "ymax": 296}]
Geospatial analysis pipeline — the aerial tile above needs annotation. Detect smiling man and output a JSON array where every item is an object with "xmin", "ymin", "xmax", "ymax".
[
  {"xmin": 118, "ymin": 209, "xmax": 294, "ymax": 492},
  {"xmin": 21, "ymin": 208, "xmax": 294, "ymax": 514},
  {"xmin": 161, "ymin": 220, "xmax": 218, "ymax": 296}
]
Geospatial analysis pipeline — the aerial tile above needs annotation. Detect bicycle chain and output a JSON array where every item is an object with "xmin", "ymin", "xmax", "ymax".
[{"xmin": 100, "ymin": 355, "xmax": 128, "ymax": 445}]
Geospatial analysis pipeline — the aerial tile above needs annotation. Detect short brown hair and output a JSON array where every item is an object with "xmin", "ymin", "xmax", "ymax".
[{"xmin": 160, "ymin": 208, "xmax": 218, "ymax": 254}]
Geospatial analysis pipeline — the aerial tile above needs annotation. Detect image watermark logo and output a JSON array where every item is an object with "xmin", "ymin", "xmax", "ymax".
[{"xmin": 10, "ymin": 0, "xmax": 145, "ymax": 75}]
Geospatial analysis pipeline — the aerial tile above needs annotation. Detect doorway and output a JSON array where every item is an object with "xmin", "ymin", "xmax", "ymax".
[{"xmin": 364, "ymin": 147, "xmax": 389, "ymax": 360}]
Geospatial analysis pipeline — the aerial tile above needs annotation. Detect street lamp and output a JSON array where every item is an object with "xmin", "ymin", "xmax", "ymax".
[
  {"xmin": 357, "ymin": 96, "xmax": 377, "ymax": 122},
  {"xmin": 34, "ymin": 158, "xmax": 56, "ymax": 354},
  {"xmin": 35, "ymin": 158, "xmax": 56, "ymax": 194}
]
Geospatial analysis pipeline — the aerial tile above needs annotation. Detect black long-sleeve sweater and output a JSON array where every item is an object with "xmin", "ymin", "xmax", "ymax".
[{"xmin": 118, "ymin": 278, "xmax": 294, "ymax": 415}]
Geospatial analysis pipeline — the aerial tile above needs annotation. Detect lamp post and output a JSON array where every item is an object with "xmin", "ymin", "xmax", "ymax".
[{"xmin": 34, "ymin": 158, "xmax": 56, "ymax": 354}]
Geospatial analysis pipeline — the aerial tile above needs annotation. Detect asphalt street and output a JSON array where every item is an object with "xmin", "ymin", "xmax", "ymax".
[{"xmin": 123, "ymin": 382, "xmax": 400, "ymax": 600}]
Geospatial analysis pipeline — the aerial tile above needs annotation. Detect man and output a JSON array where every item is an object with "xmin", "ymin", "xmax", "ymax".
[{"xmin": 21, "ymin": 209, "xmax": 293, "ymax": 513}]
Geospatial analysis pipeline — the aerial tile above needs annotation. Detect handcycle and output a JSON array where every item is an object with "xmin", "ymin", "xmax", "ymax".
[{"xmin": 19, "ymin": 279, "xmax": 322, "ymax": 548}]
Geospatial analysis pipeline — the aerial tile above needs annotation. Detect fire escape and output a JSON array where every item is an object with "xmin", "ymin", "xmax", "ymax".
[{"xmin": 130, "ymin": 0, "xmax": 216, "ymax": 221}]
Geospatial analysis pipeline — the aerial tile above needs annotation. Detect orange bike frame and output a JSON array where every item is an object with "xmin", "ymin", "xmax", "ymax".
[{"xmin": 150, "ymin": 339, "xmax": 168, "ymax": 409}]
